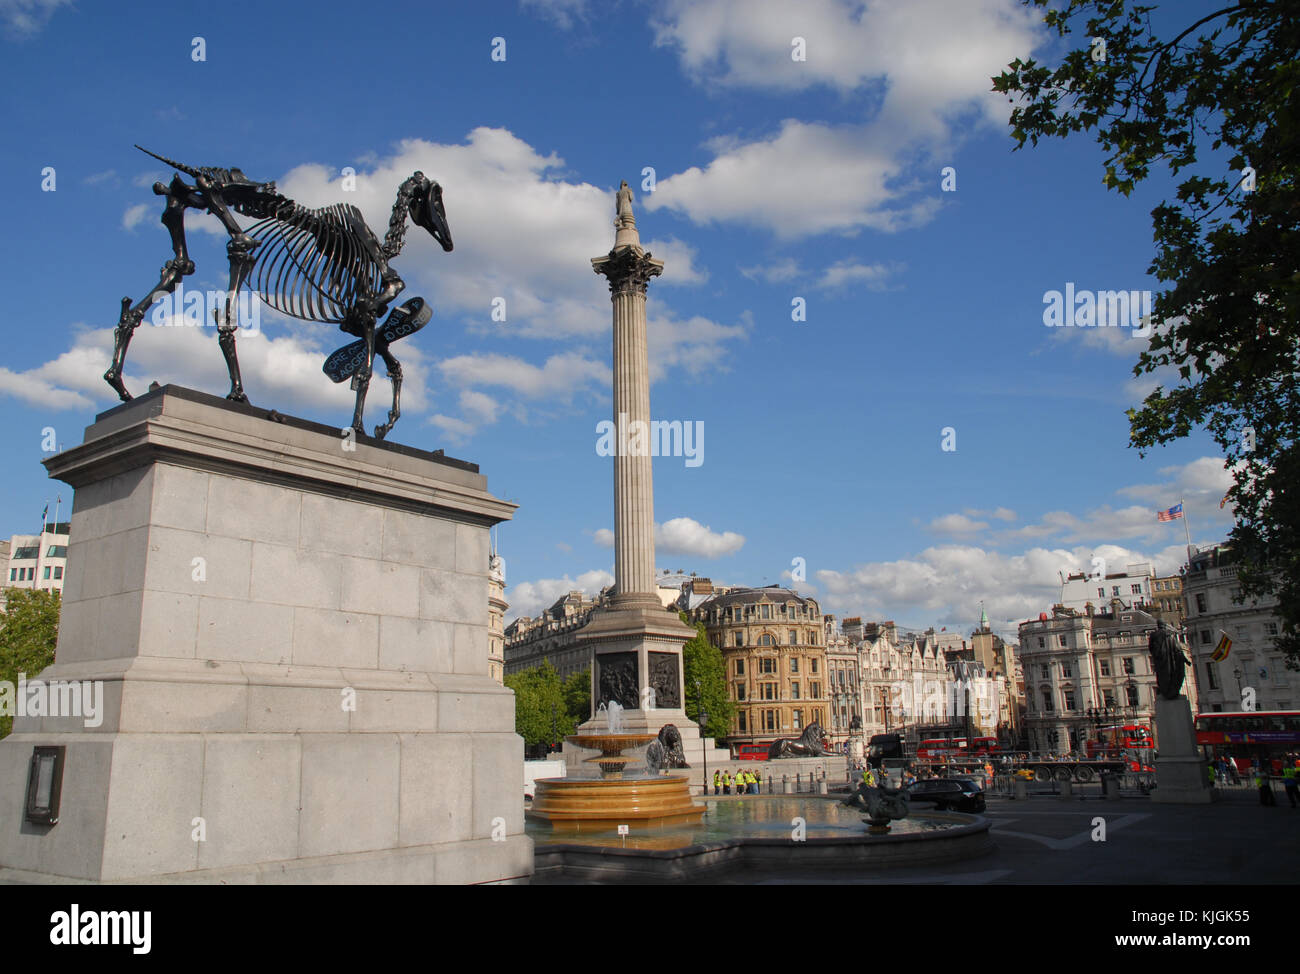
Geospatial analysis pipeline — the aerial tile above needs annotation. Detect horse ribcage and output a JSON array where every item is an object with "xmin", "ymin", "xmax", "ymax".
[{"xmin": 246, "ymin": 203, "xmax": 385, "ymax": 324}]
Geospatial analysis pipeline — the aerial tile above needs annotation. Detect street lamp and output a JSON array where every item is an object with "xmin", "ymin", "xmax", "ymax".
[{"xmin": 695, "ymin": 678, "xmax": 708, "ymax": 796}]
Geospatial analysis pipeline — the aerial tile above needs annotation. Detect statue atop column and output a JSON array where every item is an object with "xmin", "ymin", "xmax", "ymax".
[{"xmin": 615, "ymin": 180, "xmax": 635, "ymax": 229}]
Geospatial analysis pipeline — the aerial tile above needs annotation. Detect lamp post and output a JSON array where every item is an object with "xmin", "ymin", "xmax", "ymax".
[{"xmin": 695, "ymin": 678, "xmax": 707, "ymax": 796}]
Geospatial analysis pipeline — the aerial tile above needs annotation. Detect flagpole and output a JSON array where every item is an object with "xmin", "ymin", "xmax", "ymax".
[
  {"xmin": 1181, "ymin": 496, "xmax": 1193, "ymax": 567},
  {"xmin": 53, "ymin": 495, "xmax": 61, "ymax": 533}
]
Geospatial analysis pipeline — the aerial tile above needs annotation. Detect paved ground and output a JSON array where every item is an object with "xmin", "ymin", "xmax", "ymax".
[{"xmin": 742, "ymin": 785, "xmax": 1300, "ymax": 884}]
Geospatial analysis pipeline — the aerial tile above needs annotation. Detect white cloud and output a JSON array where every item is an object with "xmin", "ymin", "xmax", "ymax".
[
  {"xmin": 1, "ymin": 0, "xmax": 70, "ymax": 38},
  {"xmin": 507, "ymin": 569, "xmax": 614, "ymax": 620},
  {"xmin": 438, "ymin": 352, "xmax": 609, "ymax": 400},
  {"xmin": 740, "ymin": 257, "xmax": 803, "ymax": 284},
  {"xmin": 815, "ymin": 541, "xmax": 1192, "ymax": 638},
  {"xmin": 519, "ymin": 0, "xmax": 590, "ymax": 29},
  {"xmin": 929, "ymin": 513, "xmax": 989, "ymax": 535},
  {"xmin": 645, "ymin": 0, "xmax": 1044, "ymax": 238},
  {"xmin": 817, "ymin": 260, "xmax": 902, "ymax": 291},
  {"xmin": 594, "ymin": 517, "xmax": 745, "ymax": 558}
]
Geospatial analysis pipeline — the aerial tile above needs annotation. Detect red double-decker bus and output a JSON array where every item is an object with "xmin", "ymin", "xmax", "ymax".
[
  {"xmin": 1085, "ymin": 724, "xmax": 1153, "ymax": 759},
  {"xmin": 916, "ymin": 737, "xmax": 999, "ymax": 761},
  {"xmin": 1194, "ymin": 711, "xmax": 1300, "ymax": 774}
]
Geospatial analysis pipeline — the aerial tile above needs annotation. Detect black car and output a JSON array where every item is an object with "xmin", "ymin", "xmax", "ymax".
[{"xmin": 904, "ymin": 778, "xmax": 986, "ymax": 813}]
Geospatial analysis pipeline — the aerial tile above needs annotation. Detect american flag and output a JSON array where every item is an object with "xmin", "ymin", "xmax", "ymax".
[{"xmin": 1157, "ymin": 503, "xmax": 1183, "ymax": 522}]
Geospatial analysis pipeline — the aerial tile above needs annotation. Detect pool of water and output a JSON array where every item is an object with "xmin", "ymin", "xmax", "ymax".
[{"xmin": 526, "ymin": 795, "xmax": 959, "ymax": 850}]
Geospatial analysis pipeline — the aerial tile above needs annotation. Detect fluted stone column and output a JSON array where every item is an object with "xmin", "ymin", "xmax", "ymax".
[{"xmin": 595, "ymin": 243, "xmax": 662, "ymax": 608}]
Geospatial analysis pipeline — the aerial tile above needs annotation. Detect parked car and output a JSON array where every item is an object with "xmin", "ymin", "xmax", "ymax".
[{"xmin": 904, "ymin": 777, "xmax": 986, "ymax": 813}]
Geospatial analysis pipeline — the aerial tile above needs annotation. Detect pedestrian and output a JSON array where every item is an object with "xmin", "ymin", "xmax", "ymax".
[
  {"xmin": 747, "ymin": 769, "xmax": 757, "ymax": 794},
  {"xmin": 1257, "ymin": 766, "xmax": 1276, "ymax": 806},
  {"xmin": 722, "ymin": 769, "xmax": 731, "ymax": 795},
  {"xmin": 754, "ymin": 768, "xmax": 763, "ymax": 794},
  {"xmin": 1284, "ymin": 759, "xmax": 1300, "ymax": 809},
  {"xmin": 713, "ymin": 769, "xmax": 720, "ymax": 795}
]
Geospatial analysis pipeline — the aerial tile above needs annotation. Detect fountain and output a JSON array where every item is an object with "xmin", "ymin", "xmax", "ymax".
[{"xmin": 526, "ymin": 705, "xmax": 705, "ymax": 832}]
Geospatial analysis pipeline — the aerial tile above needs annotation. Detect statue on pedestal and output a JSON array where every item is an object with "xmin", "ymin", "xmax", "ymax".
[
  {"xmin": 615, "ymin": 180, "xmax": 635, "ymax": 228},
  {"xmin": 1148, "ymin": 620, "xmax": 1193, "ymax": 700}
]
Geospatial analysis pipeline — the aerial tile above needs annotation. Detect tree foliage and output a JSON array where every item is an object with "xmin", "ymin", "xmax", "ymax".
[
  {"xmin": 505, "ymin": 659, "xmax": 582, "ymax": 751},
  {"xmin": 0, "ymin": 588, "xmax": 61, "ymax": 738},
  {"xmin": 993, "ymin": 1, "xmax": 1300, "ymax": 663},
  {"xmin": 563, "ymin": 666, "xmax": 590, "ymax": 725},
  {"xmin": 681, "ymin": 615, "xmax": 733, "ymax": 741}
]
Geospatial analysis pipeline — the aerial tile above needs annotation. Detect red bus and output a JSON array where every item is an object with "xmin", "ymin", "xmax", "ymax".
[
  {"xmin": 1085, "ymin": 724, "xmax": 1153, "ymax": 759},
  {"xmin": 734, "ymin": 743, "xmax": 771, "ymax": 761},
  {"xmin": 1194, "ymin": 711, "xmax": 1300, "ymax": 774}
]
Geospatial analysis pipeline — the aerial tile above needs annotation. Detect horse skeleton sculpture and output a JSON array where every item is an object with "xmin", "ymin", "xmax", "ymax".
[{"xmin": 104, "ymin": 146, "xmax": 453, "ymax": 438}]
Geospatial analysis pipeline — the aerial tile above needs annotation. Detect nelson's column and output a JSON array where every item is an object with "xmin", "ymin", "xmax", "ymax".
[{"xmin": 572, "ymin": 181, "xmax": 727, "ymax": 775}]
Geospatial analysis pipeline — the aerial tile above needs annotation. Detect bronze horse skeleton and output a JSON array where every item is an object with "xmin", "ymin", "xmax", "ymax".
[{"xmin": 104, "ymin": 146, "xmax": 452, "ymax": 439}]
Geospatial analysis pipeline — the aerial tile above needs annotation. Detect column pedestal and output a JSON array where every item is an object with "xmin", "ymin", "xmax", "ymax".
[{"xmin": 1151, "ymin": 696, "xmax": 1218, "ymax": 804}]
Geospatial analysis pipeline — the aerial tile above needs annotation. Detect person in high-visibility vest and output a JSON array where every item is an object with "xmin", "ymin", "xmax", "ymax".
[
  {"xmin": 1256, "ymin": 767, "xmax": 1275, "ymax": 806},
  {"xmin": 713, "ymin": 770, "xmax": 721, "ymax": 795},
  {"xmin": 722, "ymin": 770, "xmax": 731, "ymax": 794},
  {"xmin": 735, "ymin": 769, "xmax": 746, "ymax": 798},
  {"xmin": 862, "ymin": 767, "xmax": 875, "ymax": 787},
  {"xmin": 1283, "ymin": 760, "xmax": 1299, "ymax": 808},
  {"xmin": 746, "ymin": 770, "xmax": 757, "ymax": 794}
]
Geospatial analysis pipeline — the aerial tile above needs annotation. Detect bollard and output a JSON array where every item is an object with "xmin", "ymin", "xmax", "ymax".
[
  {"xmin": 783, "ymin": 774, "xmax": 792, "ymax": 795},
  {"xmin": 1013, "ymin": 777, "xmax": 1028, "ymax": 800},
  {"xmin": 1058, "ymin": 777, "xmax": 1072, "ymax": 799},
  {"xmin": 818, "ymin": 779, "xmax": 828, "ymax": 795}
]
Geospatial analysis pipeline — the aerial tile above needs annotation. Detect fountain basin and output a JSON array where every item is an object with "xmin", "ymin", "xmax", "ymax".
[{"xmin": 527, "ymin": 774, "xmax": 705, "ymax": 831}]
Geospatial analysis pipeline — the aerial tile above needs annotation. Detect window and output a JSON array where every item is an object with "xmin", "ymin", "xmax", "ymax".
[
  {"xmin": 1061, "ymin": 661, "xmax": 1073, "ymax": 678},
  {"xmin": 1058, "ymin": 634, "xmax": 1067, "ymax": 647},
  {"xmin": 761, "ymin": 683, "xmax": 776, "ymax": 700},
  {"xmin": 1098, "ymin": 587, "xmax": 1106, "ymax": 599},
  {"xmin": 761, "ymin": 604, "xmax": 771, "ymax": 619},
  {"xmin": 811, "ymin": 682, "xmax": 820, "ymax": 697},
  {"xmin": 792, "ymin": 709, "xmax": 803, "ymax": 730},
  {"xmin": 43, "ymin": 567, "xmax": 51, "ymax": 580},
  {"xmin": 737, "ymin": 711, "xmax": 747, "ymax": 732},
  {"xmin": 1099, "ymin": 659, "xmax": 1111, "ymax": 677},
  {"xmin": 736, "ymin": 660, "xmax": 744, "ymax": 676},
  {"xmin": 1112, "ymin": 586, "xmax": 1120, "ymax": 596},
  {"xmin": 791, "ymin": 682, "xmax": 800, "ymax": 700},
  {"xmin": 1041, "ymin": 691, "xmax": 1054, "ymax": 712},
  {"xmin": 788, "ymin": 630, "xmax": 797, "ymax": 645},
  {"xmin": 1266, "ymin": 622, "xmax": 1279, "ymax": 637},
  {"xmin": 1063, "ymin": 690, "xmax": 1076, "ymax": 711},
  {"xmin": 734, "ymin": 633, "xmax": 744, "ymax": 647},
  {"xmin": 1201, "ymin": 630, "xmax": 1212, "ymax": 644},
  {"xmin": 46, "ymin": 545, "xmax": 67, "ymax": 558},
  {"xmin": 1103, "ymin": 690, "xmax": 1116, "ymax": 708},
  {"xmin": 735, "ymin": 683, "xmax": 746, "ymax": 700},
  {"xmin": 790, "ymin": 658, "xmax": 799, "ymax": 673},
  {"xmin": 1122, "ymin": 657, "xmax": 1135, "ymax": 675},
  {"xmin": 1038, "ymin": 637, "xmax": 1045, "ymax": 648},
  {"xmin": 759, "ymin": 634, "xmax": 774, "ymax": 647},
  {"xmin": 760, "ymin": 658, "xmax": 776, "ymax": 674},
  {"xmin": 1132, "ymin": 584, "xmax": 1142, "ymax": 595},
  {"xmin": 811, "ymin": 659, "xmax": 818, "ymax": 673},
  {"xmin": 1040, "ymin": 664, "xmax": 1049, "ymax": 679},
  {"xmin": 763, "ymin": 710, "xmax": 776, "ymax": 731},
  {"xmin": 1126, "ymin": 684, "xmax": 1139, "ymax": 707},
  {"xmin": 1195, "ymin": 594, "xmax": 1207, "ymax": 613},
  {"xmin": 7, "ymin": 569, "xmax": 13, "ymax": 581}
]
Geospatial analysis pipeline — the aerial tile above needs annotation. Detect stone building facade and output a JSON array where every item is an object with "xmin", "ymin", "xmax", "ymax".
[
  {"xmin": 1018, "ymin": 602, "xmax": 1186, "ymax": 754},
  {"xmin": 503, "ymin": 589, "xmax": 604, "ymax": 681},
  {"xmin": 488, "ymin": 550, "xmax": 508, "ymax": 684},
  {"xmin": 688, "ymin": 586, "xmax": 828, "ymax": 747},
  {"xmin": 1183, "ymin": 544, "xmax": 1295, "ymax": 713}
]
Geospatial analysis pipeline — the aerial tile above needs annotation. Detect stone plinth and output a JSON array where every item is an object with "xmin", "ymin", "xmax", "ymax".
[
  {"xmin": 0, "ymin": 386, "xmax": 532, "ymax": 883},
  {"xmin": 1151, "ymin": 695, "xmax": 1218, "ymax": 804}
]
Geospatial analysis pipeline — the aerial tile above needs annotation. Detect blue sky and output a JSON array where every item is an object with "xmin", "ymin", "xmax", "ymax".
[{"xmin": 0, "ymin": 0, "xmax": 1236, "ymax": 639}]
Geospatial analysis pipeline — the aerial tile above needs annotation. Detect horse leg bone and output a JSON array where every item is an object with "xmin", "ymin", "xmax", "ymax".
[
  {"xmin": 373, "ymin": 344, "xmax": 402, "ymax": 440},
  {"xmin": 349, "ymin": 309, "xmax": 376, "ymax": 436},
  {"xmin": 103, "ymin": 253, "xmax": 193, "ymax": 401}
]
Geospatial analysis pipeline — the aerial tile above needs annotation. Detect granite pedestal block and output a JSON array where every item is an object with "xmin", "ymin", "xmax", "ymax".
[
  {"xmin": 0, "ymin": 386, "xmax": 531, "ymax": 883},
  {"xmin": 1152, "ymin": 695, "xmax": 1218, "ymax": 804}
]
